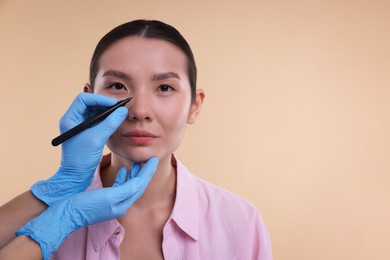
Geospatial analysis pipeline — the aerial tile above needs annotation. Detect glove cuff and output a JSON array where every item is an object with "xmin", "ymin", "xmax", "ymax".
[
  {"xmin": 31, "ymin": 180, "xmax": 53, "ymax": 206},
  {"xmin": 15, "ymin": 230, "xmax": 50, "ymax": 260},
  {"xmin": 15, "ymin": 201, "xmax": 75, "ymax": 259}
]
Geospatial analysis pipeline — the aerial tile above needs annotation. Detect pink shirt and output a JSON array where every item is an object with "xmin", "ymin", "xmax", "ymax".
[{"xmin": 53, "ymin": 156, "xmax": 272, "ymax": 259}]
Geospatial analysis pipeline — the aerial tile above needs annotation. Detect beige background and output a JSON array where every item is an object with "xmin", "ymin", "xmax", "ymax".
[{"xmin": 1, "ymin": 0, "xmax": 389, "ymax": 259}]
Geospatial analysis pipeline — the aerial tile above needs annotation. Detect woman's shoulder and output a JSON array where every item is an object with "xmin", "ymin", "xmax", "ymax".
[
  {"xmin": 175, "ymin": 157, "xmax": 264, "ymax": 223},
  {"xmin": 190, "ymin": 174, "xmax": 271, "ymax": 249},
  {"xmin": 193, "ymin": 174, "xmax": 260, "ymax": 217}
]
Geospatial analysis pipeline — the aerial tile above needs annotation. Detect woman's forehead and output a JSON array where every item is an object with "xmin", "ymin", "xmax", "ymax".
[
  {"xmin": 97, "ymin": 37, "xmax": 189, "ymax": 81},
  {"xmin": 103, "ymin": 36, "xmax": 185, "ymax": 61}
]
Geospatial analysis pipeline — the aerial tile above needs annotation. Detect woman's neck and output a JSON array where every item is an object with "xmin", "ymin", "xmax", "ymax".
[{"xmin": 100, "ymin": 154, "xmax": 177, "ymax": 209}]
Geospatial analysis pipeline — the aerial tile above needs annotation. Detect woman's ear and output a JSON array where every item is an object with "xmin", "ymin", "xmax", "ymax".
[
  {"xmin": 84, "ymin": 83, "xmax": 93, "ymax": 93},
  {"xmin": 187, "ymin": 89, "xmax": 205, "ymax": 124}
]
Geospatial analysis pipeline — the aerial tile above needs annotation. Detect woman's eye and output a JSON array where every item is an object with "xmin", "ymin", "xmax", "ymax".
[
  {"xmin": 108, "ymin": 83, "xmax": 126, "ymax": 90},
  {"xmin": 157, "ymin": 84, "xmax": 174, "ymax": 92}
]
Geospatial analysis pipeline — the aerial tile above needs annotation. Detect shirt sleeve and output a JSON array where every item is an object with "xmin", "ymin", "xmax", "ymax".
[{"xmin": 252, "ymin": 211, "xmax": 273, "ymax": 260}]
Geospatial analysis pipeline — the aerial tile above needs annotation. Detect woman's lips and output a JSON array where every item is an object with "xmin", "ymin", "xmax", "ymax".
[{"xmin": 121, "ymin": 130, "xmax": 157, "ymax": 145}]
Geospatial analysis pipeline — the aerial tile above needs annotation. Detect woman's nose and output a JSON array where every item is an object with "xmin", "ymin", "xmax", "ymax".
[{"xmin": 126, "ymin": 95, "xmax": 152, "ymax": 121}]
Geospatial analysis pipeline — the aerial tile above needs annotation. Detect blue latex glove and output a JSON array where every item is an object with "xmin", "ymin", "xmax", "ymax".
[
  {"xmin": 17, "ymin": 157, "xmax": 158, "ymax": 260},
  {"xmin": 31, "ymin": 93, "xmax": 128, "ymax": 206}
]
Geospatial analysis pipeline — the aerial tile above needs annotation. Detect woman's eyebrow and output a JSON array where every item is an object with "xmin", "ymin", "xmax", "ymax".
[
  {"xmin": 151, "ymin": 72, "xmax": 181, "ymax": 81},
  {"xmin": 102, "ymin": 70, "xmax": 131, "ymax": 80}
]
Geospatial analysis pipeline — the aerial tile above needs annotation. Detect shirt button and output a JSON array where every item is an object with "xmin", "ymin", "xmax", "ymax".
[{"xmin": 113, "ymin": 228, "xmax": 120, "ymax": 236}]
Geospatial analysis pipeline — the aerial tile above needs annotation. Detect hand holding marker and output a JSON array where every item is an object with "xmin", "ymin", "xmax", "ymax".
[{"xmin": 51, "ymin": 97, "xmax": 131, "ymax": 146}]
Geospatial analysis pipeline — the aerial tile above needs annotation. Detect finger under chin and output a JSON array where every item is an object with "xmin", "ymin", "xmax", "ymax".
[{"xmin": 112, "ymin": 167, "xmax": 128, "ymax": 187}]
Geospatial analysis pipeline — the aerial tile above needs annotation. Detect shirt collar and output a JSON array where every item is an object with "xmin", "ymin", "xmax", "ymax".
[
  {"xmin": 169, "ymin": 155, "xmax": 200, "ymax": 241},
  {"xmin": 88, "ymin": 154, "xmax": 200, "ymax": 252}
]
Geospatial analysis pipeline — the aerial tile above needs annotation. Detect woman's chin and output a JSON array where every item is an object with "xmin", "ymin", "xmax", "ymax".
[{"xmin": 116, "ymin": 149, "xmax": 159, "ymax": 164}]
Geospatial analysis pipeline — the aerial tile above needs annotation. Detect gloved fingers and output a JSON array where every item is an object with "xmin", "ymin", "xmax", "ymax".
[
  {"xmin": 129, "ymin": 163, "xmax": 141, "ymax": 179},
  {"xmin": 59, "ymin": 107, "xmax": 127, "ymax": 155},
  {"xmin": 107, "ymin": 178, "xmax": 145, "ymax": 210},
  {"xmin": 111, "ymin": 189, "xmax": 143, "ymax": 216},
  {"xmin": 71, "ymin": 93, "xmax": 118, "ymax": 115},
  {"xmin": 111, "ymin": 157, "xmax": 158, "ymax": 202},
  {"xmin": 109, "ymin": 158, "xmax": 158, "ymax": 204},
  {"xmin": 134, "ymin": 157, "xmax": 159, "ymax": 187},
  {"xmin": 112, "ymin": 167, "xmax": 128, "ymax": 187},
  {"xmin": 63, "ymin": 157, "xmax": 158, "ymax": 220},
  {"xmin": 110, "ymin": 181, "xmax": 151, "ymax": 217},
  {"xmin": 87, "ymin": 107, "xmax": 128, "ymax": 140},
  {"xmin": 60, "ymin": 93, "xmax": 118, "ymax": 133}
]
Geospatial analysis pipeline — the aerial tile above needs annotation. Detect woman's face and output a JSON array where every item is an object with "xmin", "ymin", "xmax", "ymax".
[{"xmin": 88, "ymin": 36, "xmax": 203, "ymax": 163}]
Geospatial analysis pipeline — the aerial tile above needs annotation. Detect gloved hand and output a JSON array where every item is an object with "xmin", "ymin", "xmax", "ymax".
[
  {"xmin": 31, "ymin": 93, "xmax": 128, "ymax": 206},
  {"xmin": 17, "ymin": 157, "xmax": 158, "ymax": 260}
]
